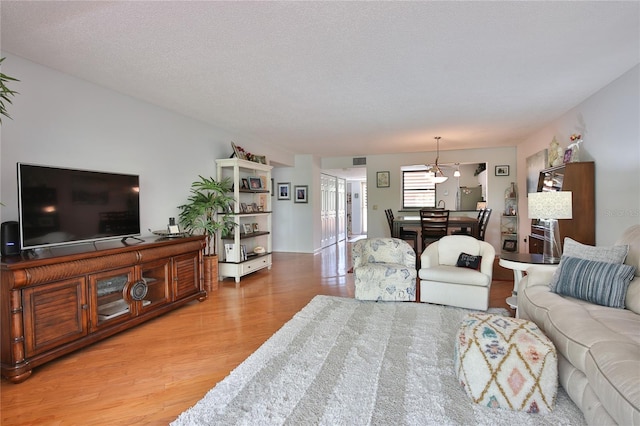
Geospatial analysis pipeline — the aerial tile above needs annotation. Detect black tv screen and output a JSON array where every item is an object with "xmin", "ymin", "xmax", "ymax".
[{"xmin": 17, "ymin": 163, "xmax": 141, "ymax": 250}]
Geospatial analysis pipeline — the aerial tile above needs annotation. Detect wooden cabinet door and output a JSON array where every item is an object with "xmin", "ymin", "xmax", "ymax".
[
  {"xmin": 22, "ymin": 278, "xmax": 88, "ymax": 358},
  {"xmin": 173, "ymin": 252, "xmax": 201, "ymax": 300}
]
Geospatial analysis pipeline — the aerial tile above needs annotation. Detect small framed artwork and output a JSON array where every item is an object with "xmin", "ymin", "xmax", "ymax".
[
  {"xmin": 253, "ymin": 155, "xmax": 267, "ymax": 164},
  {"xmin": 240, "ymin": 202, "xmax": 248, "ymax": 213},
  {"xmin": 248, "ymin": 177, "xmax": 262, "ymax": 190},
  {"xmin": 376, "ymin": 171, "xmax": 390, "ymax": 188},
  {"xmin": 241, "ymin": 178, "xmax": 250, "ymax": 190},
  {"xmin": 277, "ymin": 182, "xmax": 291, "ymax": 200},
  {"xmin": 502, "ymin": 239, "xmax": 517, "ymax": 252},
  {"xmin": 231, "ymin": 142, "xmax": 246, "ymax": 160},
  {"xmin": 245, "ymin": 204, "xmax": 253, "ymax": 213},
  {"xmin": 252, "ymin": 223, "xmax": 259, "ymax": 232},
  {"xmin": 294, "ymin": 185, "xmax": 308, "ymax": 203},
  {"xmin": 563, "ymin": 148, "xmax": 573, "ymax": 164},
  {"xmin": 495, "ymin": 165, "xmax": 510, "ymax": 176},
  {"xmin": 242, "ymin": 223, "xmax": 253, "ymax": 234}
]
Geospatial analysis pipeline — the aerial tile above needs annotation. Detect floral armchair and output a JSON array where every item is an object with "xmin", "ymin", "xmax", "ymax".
[{"xmin": 352, "ymin": 238, "xmax": 417, "ymax": 301}]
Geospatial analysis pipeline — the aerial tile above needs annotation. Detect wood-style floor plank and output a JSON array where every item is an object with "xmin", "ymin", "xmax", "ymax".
[{"xmin": 1, "ymin": 240, "xmax": 514, "ymax": 425}]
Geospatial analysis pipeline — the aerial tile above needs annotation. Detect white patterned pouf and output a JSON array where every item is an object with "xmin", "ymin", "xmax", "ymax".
[{"xmin": 454, "ymin": 313, "xmax": 558, "ymax": 413}]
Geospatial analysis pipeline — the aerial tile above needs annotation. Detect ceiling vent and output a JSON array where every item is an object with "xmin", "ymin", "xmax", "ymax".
[{"xmin": 352, "ymin": 157, "xmax": 366, "ymax": 166}]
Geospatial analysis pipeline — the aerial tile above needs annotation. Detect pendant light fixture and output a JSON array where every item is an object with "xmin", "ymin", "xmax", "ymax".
[
  {"xmin": 454, "ymin": 163, "xmax": 461, "ymax": 177},
  {"xmin": 428, "ymin": 136, "xmax": 448, "ymax": 183}
]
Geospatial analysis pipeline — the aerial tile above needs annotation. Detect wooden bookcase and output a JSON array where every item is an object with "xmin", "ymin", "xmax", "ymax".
[
  {"xmin": 1, "ymin": 236, "xmax": 205, "ymax": 383},
  {"xmin": 529, "ymin": 162, "xmax": 595, "ymax": 253}
]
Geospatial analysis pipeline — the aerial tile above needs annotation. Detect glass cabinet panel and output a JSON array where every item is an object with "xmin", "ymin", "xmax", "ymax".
[
  {"xmin": 90, "ymin": 267, "xmax": 134, "ymax": 327},
  {"xmin": 139, "ymin": 260, "xmax": 170, "ymax": 311},
  {"xmin": 541, "ymin": 169, "xmax": 565, "ymax": 192}
]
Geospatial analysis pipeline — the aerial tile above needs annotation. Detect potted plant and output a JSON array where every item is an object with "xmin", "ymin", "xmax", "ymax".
[
  {"xmin": 178, "ymin": 175, "xmax": 236, "ymax": 291},
  {"xmin": 1, "ymin": 57, "xmax": 19, "ymax": 124}
]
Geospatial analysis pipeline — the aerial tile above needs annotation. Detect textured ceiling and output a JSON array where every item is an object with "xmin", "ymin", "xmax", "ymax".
[{"xmin": 1, "ymin": 1, "xmax": 639, "ymax": 158}]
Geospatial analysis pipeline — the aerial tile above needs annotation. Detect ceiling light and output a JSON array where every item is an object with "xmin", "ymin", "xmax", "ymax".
[
  {"xmin": 453, "ymin": 163, "xmax": 461, "ymax": 177},
  {"xmin": 427, "ymin": 136, "xmax": 448, "ymax": 183}
]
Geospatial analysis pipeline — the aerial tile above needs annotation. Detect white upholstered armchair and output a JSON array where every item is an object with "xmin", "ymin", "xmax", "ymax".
[
  {"xmin": 353, "ymin": 238, "xmax": 417, "ymax": 301},
  {"xmin": 419, "ymin": 235, "xmax": 495, "ymax": 310}
]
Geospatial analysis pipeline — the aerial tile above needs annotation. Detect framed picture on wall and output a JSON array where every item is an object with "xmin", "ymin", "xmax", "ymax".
[
  {"xmin": 277, "ymin": 182, "xmax": 290, "ymax": 200},
  {"xmin": 376, "ymin": 171, "xmax": 390, "ymax": 188},
  {"xmin": 495, "ymin": 165, "xmax": 510, "ymax": 176},
  {"xmin": 294, "ymin": 185, "xmax": 308, "ymax": 203}
]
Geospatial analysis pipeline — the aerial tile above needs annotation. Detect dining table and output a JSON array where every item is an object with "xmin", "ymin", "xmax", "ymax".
[{"xmin": 392, "ymin": 214, "xmax": 480, "ymax": 242}]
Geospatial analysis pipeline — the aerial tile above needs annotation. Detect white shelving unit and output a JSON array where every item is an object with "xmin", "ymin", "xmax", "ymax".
[
  {"xmin": 216, "ymin": 158, "xmax": 273, "ymax": 284},
  {"xmin": 501, "ymin": 183, "xmax": 518, "ymax": 252}
]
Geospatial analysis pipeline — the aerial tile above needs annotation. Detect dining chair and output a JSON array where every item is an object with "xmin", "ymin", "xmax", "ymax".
[
  {"xmin": 420, "ymin": 208, "xmax": 450, "ymax": 250},
  {"xmin": 385, "ymin": 209, "xmax": 418, "ymax": 252},
  {"xmin": 452, "ymin": 209, "xmax": 484, "ymax": 237},
  {"xmin": 477, "ymin": 208, "xmax": 492, "ymax": 241}
]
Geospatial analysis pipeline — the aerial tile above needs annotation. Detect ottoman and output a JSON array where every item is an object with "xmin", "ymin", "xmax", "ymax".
[{"xmin": 454, "ymin": 313, "xmax": 558, "ymax": 414}]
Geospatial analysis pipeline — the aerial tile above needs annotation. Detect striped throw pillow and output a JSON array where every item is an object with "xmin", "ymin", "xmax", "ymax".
[{"xmin": 553, "ymin": 256, "xmax": 636, "ymax": 308}]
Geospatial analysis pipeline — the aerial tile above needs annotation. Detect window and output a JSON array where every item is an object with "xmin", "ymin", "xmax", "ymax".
[{"xmin": 402, "ymin": 169, "xmax": 436, "ymax": 209}]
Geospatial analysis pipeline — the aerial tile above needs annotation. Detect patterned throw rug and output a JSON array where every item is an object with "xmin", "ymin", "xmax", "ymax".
[{"xmin": 172, "ymin": 295, "xmax": 586, "ymax": 425}]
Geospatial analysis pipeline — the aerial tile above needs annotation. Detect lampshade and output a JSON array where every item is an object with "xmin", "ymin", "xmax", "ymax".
[{"xmin": 528, "ymin": 191, "xmax": 573, "ymax": 220}]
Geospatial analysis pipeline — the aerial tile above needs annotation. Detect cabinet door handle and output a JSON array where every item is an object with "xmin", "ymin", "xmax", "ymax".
[{"xmin": 81, "ymin": 304, "xmax": 89, "ymax": 310}]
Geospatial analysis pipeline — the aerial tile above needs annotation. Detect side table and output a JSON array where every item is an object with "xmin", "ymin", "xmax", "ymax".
[{"xmin": 498, "ymin": 253, "xmax": 559, "ymax": 315}]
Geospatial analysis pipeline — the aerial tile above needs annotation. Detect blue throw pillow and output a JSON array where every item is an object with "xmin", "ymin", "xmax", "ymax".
[{"xmin": 553, "ymin": 256, "xmax": 636, "ymax": 308}]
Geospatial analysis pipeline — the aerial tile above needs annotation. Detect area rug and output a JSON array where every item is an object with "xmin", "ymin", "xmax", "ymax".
[{"xmin": 172, "ymin": 295, "xmax": 586, "ymax": 425}]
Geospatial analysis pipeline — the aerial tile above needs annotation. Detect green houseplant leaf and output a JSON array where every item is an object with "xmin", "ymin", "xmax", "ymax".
[
  {"xmin": 0, "ymin": 57, "xmax": 20, "ymax": 124},
  {"xmin": 178, "ymin": 176, "xmax": 236, "ymax": 256}
]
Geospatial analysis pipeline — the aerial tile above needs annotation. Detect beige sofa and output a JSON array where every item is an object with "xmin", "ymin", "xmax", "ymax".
[{"xmin": 519, "ymin": 225, "xmax": 640, "ymax": 425}]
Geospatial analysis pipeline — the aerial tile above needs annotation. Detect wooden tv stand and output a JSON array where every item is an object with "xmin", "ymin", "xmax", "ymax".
[{"xmin": 1, "ymin": 236, "xmax": 206, "ymax": 383}]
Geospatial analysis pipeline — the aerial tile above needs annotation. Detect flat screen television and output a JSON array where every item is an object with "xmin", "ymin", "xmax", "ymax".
[{"xmin": 17, "ymin": 163, "xmax": 141, "ymax": 250}]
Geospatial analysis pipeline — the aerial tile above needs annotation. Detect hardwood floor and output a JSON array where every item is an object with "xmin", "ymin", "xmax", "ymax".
[{"xmin": 1, "ymin": 239, "xmax": 514, "ymax": 425}]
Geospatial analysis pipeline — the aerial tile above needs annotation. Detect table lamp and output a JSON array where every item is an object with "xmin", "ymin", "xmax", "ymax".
[{"xmin": 528, "ymin": 191, "xmax": 573, "ymax": 262}]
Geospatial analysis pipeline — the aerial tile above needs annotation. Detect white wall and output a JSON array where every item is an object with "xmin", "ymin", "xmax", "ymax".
[
  {"xmin": 347, "ymin": 180, "xmax": 363, "ymax": 235},
  {"xmin": 2, "ymin": 54, "xmax": 637, "ymax": 255},
  {"xmin": 0, "ymin": 53, "xmax": 293, "ymax": 241},
  {"xmin": 516, "ymin": 64, "xmax": 640, "ymax": 247},
  {"xmin": 323, "ymin": 147, "xmax": 517, "ymax": 250},
  {"xmin": 271, "ymin": 154, "xmax": 320, "ymax": 253}
]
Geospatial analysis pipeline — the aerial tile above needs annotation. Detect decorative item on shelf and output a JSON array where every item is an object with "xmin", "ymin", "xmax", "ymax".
[
  {"xmin": 504, "ymin": 182, "xmax": 517, "ymax": 216},
  {"xmin": 178, "ymin": 175, "xmax": 236, "ymax": 291},
  {"xmin": 230, "ymin": 142, "xmax": 267, "ymax": 164},
  {"xmin": 566, "ymin": 133, "xmax": 582, "ymax": 162},
  {"xmin": 548, "ymin": 136, "xmax": 564, "ymax": 167},
  {"xmin": 248, "ymin": 177, "xmax": 262, "ymax": 190},
  {"xmin": 528, "ymin": 191, "xmax": 573, "ymax": 263},
  {"xmin": 242, "ymin": 223, "xmax": 253, "ymax": 234}
]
